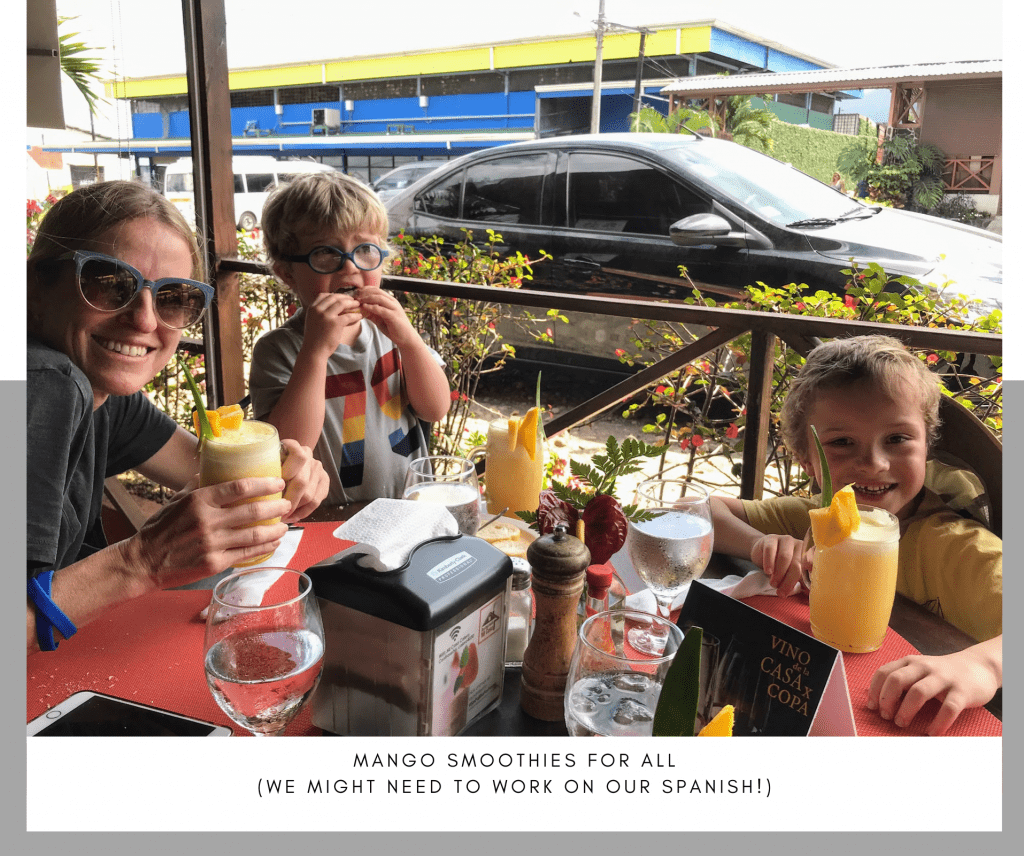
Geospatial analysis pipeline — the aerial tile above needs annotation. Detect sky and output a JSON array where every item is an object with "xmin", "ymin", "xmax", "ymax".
[{"xmin": 49, "ymin": 0, "xmax": 1007, "ymax": 132}]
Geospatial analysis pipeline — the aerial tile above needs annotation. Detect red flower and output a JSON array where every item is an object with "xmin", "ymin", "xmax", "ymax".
[
  {"xmin": 926, "ymin": 353, "xmax": 939, "ymax": 364},
  {"xmin": 692, "ymin": 435, "xmax": 705, "ymax": 448},
  {"xmin": 487, "ymin": 322, "xmax": 496, "ymax": 330},
  {"xmin": 844, "ymin": 295, "xmax": 856, "ymax": 308},
  {"xmin": 614, "ymin": 348, "xmax": 626, "ymax": 357},
  {"xmin": 726, "ymin": 423, "xmax": 739, "ymax": 439},
  {"xmin": 510, "ymin": 277, "xmax": 522, "ymax": 287},
  {"xmin": 679, "ymin": 438, "xmax": 690, "ymax": 450},
  {"xmin": 656, "ymin": 385, "xmax": 667, "ymax": 395},
  {"xmin": 795, "ymin": 302, "xmax": 806, "ymax": 311},
  {"xmin": 449, "ymin": 390, "xmax": 461, "ymax": 401}
]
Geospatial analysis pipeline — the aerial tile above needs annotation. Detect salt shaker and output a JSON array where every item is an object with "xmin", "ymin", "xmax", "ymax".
[
  {"xmin": 520, "ymin": 524, "xmax": 589, "ymax": 721},
  {"xmin": 504, "ymin": 557, "xmax": 533, "ymax": 669}
]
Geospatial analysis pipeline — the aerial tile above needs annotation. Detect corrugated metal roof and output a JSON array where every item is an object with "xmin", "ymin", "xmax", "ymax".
[{"xmin": 661, "ymin": 59, "xmax": 1002, "ymax": 93}]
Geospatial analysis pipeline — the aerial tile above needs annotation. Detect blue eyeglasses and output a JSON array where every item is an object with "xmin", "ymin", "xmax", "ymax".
[
  {"xmin": 282, "ymin": 243, "xmax": 389, "ymax": 273},
  {"xmin": 57, "ymin": 250, "xmax": 214, "ymax": 330}
]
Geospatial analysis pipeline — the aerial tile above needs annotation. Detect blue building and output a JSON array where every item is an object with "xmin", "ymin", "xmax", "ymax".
[{"xmin": 43, "ymin": 19, "xmax": 862, "ymax": 186}]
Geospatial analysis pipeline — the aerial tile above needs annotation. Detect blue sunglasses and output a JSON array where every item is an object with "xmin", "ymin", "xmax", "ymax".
[{"xmin": 57, "ymin": 250, "xmax": 214, "ymax": 330}]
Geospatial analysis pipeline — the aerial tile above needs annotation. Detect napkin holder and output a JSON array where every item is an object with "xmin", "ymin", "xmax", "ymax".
[{"xmin": 306, "ymin": 535, "xmax": 513, "ymax": 736}]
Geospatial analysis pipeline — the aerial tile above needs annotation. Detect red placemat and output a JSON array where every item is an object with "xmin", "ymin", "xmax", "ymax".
[
  {"xmin": 289, "ymin": 522, "xmax": 353, "ymax": 570},
  {"xmin": 27, "ymin": 525, "xmax": 356, "ymax": 736},
  {"xmin": 742, "ymin": 594, "xmax": 1002, "ymax": 737}
]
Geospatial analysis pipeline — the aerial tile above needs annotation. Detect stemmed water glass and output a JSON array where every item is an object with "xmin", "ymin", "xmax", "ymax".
[
  {"xmin": 203, "ymin": 567, "xmax": 324, "ymax": 737},
  {"xmin": 626, "ymin": 478, "xmax": 714, "ymax": 655},
  {"xmin": 403, "ymin": 455, "xmax": 481, "ymax": 535}
]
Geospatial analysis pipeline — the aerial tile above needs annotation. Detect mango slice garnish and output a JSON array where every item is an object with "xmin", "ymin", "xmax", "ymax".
[
  {"xmin": 808, "ymin": 484, "xmax": 860, "ymax": 549},
  {"xmin": 519, "ymin": 407, "xmax": 540, "ymax": 461},
  {"xmin": 193, "ymin": 408, "xmax": 222, "ymax": 438},
  {"xmin": 698, "ymin": 704, "xmax": 734, "ymax": 737},
  {"xmin": 216, "ymin": 403, "xmax": 244, "ymax": 431},
  {"xmin": 506, "ymin": 416, "xmax": 520, "ymax": 452}
]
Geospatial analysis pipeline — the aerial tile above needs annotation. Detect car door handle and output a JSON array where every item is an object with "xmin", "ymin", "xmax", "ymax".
[{"xmin": 564, "ymin": 257, "xmax": 601, "ymax": 269}]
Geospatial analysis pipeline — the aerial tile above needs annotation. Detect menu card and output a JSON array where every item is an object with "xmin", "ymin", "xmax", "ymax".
[{"xmin": 676, "ymin": 581, "xmax": 856, "ymax": 736}]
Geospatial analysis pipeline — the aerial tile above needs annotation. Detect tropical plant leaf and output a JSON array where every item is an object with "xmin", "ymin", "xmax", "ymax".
[{"xmin": 653, "ymin": 625, "xmax": 703, "ymax": 736}]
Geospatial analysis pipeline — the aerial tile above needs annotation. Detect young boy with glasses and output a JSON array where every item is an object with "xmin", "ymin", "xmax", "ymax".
[{"xmin": 251, "ymin": 171, "xmax": 450, "ymax": 506}]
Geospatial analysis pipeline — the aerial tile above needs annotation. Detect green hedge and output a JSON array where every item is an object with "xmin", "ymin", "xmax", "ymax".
[{"xmin": 768, "ymin": 119, "xmax": 875, "ymax": 186}]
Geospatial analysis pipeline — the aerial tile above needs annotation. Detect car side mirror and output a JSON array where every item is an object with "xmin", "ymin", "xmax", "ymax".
[{"xmin": 670, "ymin": 213, "xmax": 748, "ymax": 248}]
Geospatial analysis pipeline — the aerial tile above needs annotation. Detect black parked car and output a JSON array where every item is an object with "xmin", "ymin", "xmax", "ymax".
[{"xmin": 385, "ymin": 133, "xmax": 1001, "ymax": 313}]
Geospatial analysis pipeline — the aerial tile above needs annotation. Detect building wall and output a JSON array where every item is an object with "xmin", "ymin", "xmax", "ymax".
[
  {"xmin": 920, "ymin": 80, "xmax": 1001, "ymax": 157},
  {"xmin": 919, "ymin": 79, "xmax": 1001, "ymax": 199}
]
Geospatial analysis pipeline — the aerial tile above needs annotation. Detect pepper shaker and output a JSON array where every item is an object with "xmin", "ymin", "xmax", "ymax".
[{"xmin": 520, "ymin": 524, "xmax": 590, "ymax": 721}]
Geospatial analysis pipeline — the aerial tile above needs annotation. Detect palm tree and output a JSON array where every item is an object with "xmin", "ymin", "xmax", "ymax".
[
  {"xmin": 628, "ymin": 105, "xmax": 716, "ymax": 136},
  {"xmin": 59, "ymin": 16, "xmax": 106, "ymax": 116},
  {"xmin": 720, "ymin": 96, "xmax": 775, "ymax": 154}
]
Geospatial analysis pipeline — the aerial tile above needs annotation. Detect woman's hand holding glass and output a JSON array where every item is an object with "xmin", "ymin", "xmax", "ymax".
[
  {"xmin": 279, "ymin": 439, "xmax": 329, "ymax": 523},
  {"xmin": 125, "ymin": 476, "xmax": 292, "ymax": 588}
]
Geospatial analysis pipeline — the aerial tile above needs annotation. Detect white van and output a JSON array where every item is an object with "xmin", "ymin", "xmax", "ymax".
[{"xmin": 162, "ymin": 156, "xmax": 337, "ymax": 230}]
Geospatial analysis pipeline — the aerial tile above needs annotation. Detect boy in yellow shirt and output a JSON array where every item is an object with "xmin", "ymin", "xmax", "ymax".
[{"xmin": 711, "ymin": 335, "xmax": 1001, "ymax": 735}]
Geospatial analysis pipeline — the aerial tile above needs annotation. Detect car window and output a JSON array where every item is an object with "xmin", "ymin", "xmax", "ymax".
[
  {"xmin": 165, "ymin": 173, "xmax": 193, "ymax": 193},
  {"xmin": 244, "ymin": 172, "xmax": 276, "ymax": 194},
  {"xmin": 417, "ymin": 169, "xmax": 464, "ymax": 218},
  {"xmin": 462, "ymin": 154, "xmax": 549, "ymax": 225},
  {"xmin": 663, "ymin": 143, "xmax": 863, "ymax": 226},
  {"xmin": 233, "ymin": 174, "xmax": 245, "ymax": 194},
  {"xmin": 567, "ymin": 152, "xmax": 710, "ymax": 235}
]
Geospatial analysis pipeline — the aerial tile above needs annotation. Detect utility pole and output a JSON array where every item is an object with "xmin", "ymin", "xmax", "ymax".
[
  {"xmin": 589, "ymin": 0, "xmax": 606, "ymax": 134},
  {"xmin": 585, "ymin": 2, "xmax": 652, "ymax": 134}
]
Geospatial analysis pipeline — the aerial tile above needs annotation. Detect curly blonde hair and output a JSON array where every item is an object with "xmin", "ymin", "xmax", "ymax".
[{"xmin": 780, "ymin": 335, "xmax": 942, "ymax": 463}]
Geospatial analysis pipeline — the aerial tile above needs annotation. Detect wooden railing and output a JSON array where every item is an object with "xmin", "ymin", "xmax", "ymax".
[
  {"xmin": 216, "ymin": 257, "xmax": 1002, "ymax": 502},
  {"xmin": 943, "ymin": 156, "xmax": 997, "ymax": 193}
]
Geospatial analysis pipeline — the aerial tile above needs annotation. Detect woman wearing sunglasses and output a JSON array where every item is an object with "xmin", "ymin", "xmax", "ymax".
[{"xmin": 26, "ymin": 180, "xmax": 329, "ymax": 654}]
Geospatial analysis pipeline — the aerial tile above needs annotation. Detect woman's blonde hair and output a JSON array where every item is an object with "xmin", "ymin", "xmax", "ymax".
[
  {"xmin": 780, "ymin": 335, "xmax": 942, "ymax": 463},
  {"xmin": 28, "ymin": 180, "xmax": 204, "ymax": 280},
  {"xmin": 261, "ymin": 171, "xmax": 392, "ymax": 265}
]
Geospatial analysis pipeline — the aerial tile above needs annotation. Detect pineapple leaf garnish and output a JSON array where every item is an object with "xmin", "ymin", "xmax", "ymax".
[
  {"xmin": 178, "ymin": 354, "xmax": 213, "ymax": 442},
  {"xmin": 811, "ymin": 425, "xmax": 833, "ymax": 508}
]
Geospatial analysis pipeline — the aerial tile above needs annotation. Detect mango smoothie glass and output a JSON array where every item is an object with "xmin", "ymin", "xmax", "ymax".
[
  {"xmin": 480, "ymin": 414, "xmax": 545, "ymax": 516},
  {"xmin": 808, "ymin": 505, "xmax": 900, "ymax": 653},
  {"xmin": 199, "ymin": 419, "xmax": 283, "ymax": 568}
]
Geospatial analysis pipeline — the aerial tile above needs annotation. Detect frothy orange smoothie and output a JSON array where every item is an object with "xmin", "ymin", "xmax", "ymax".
[
  {"xmin": 483, "ymin": 416, "xmax": 545, "ymax": 516},
  {"xmin": 200, "ymin": 420, "xmax": 283, "ymax": 567},
  {"xmin": 809, "ymin": 506, "xmax": 900, "ymax": 653}
]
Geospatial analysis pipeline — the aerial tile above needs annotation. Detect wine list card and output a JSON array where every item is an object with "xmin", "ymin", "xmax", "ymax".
[{"xmin": 676, "ymin": 581, "xmax": 856, "ymax": 736}]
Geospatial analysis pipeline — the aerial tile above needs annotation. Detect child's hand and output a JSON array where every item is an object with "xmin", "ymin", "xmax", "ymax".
[
  {"xmin": 355, "ymin": 287, "xmax": 417, "ymax": 346},
  {"xmin": 304, "ymin": 290, "xmax": 363, "ymax": 355},
  {"xmin": 750, "ymin": 533, "xmax": 806, "ymax": 596},
  {"xmin": 866, "ymin": 639, "xmax": 1002, "ymax": 736}
]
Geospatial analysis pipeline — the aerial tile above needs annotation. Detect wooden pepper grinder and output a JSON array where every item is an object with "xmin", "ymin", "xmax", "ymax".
[{"xmin": 520, "ymin": 523, "xmax": 590, "ymax": 720}]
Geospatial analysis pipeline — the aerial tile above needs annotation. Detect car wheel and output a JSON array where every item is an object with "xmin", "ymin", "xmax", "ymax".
[{"xmin": 238, "ymin": 212, "xmax": 257, "ymax": 231}]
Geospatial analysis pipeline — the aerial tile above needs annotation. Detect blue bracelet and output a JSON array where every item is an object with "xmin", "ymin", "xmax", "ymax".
[{"xmin": 28, "ymin": 570, "xmax": 77, "ymax": 651}]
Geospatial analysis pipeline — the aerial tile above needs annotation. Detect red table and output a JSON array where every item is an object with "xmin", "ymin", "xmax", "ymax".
[{"xmin": 27, "ymin": 523, "xmax": 1001, "ymax": 737}]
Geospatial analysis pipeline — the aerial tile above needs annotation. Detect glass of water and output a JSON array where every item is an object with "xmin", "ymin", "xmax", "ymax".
[
  {"xmin": 403, "ymin": 455, "xmax": 481, "ymax": 536},
  {"xmin": 564, "ymin": 609, "xmax": 683, "ymax": 736},
  {"xmin": 626, "ymin": 479, "xmax": 714, "ymax": 655},
  {"xmin": 203, "ymin": 568, "xmax": 324, "ymax": 736}
]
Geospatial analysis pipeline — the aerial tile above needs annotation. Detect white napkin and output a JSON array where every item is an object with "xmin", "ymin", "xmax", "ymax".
[
  {"xmin": 197, "ymin": 527, "xmax": 305, "ymax": 619},
  {"xmin": 623, "ymin": 568, "xmax": 782, "ymax": 614},
  {"xmin": 332, "ymin": 498, "xmax": 459, "ymax": 570}
]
